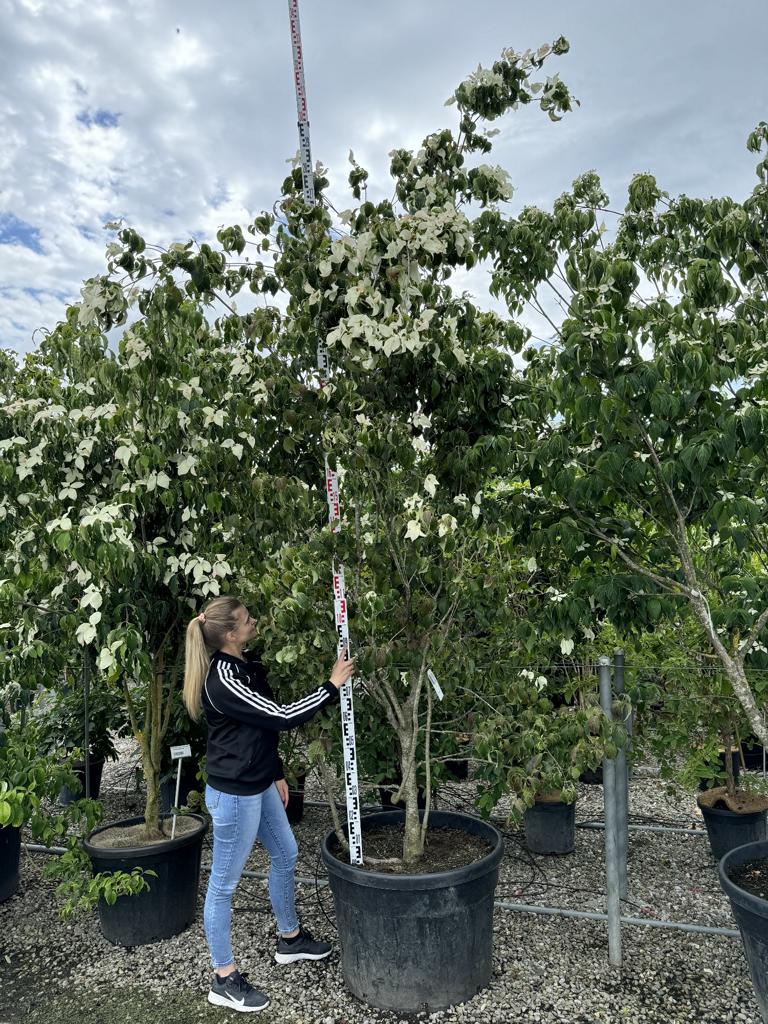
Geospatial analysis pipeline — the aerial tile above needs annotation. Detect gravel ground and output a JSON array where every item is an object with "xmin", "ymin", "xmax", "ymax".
[{"xmin": 0, "ymin": 744, "xmax": 761, "ymax": 1024}]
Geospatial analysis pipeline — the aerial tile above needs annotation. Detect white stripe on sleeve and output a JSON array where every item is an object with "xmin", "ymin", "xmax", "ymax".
[{"xmin": 215, "ymin": 661, "xmax": 328, "ymax": 723}]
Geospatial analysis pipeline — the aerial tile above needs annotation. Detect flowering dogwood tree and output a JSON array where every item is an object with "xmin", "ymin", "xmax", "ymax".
[{"xmin": 1, "ymin": 40, "xmax": 576, "ymax": 861}]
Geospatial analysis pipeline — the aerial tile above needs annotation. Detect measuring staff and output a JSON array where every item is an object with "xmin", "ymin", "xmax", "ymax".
[{"xmin": 288, "ymin": 0, "xmax": 364, "ymax": 867}]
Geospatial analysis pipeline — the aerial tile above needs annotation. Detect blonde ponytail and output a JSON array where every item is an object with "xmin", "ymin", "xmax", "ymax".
[{"xmin": 183, "ymin": 595, "xmax": 243, "ymax": 721}]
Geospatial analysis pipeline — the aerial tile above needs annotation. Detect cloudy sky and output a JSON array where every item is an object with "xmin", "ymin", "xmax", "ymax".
[{"xmin": 1, "ymin": 0, "xmax": 766, "ymax": 356}]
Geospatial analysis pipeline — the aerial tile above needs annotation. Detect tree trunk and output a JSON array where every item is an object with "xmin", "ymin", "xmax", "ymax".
[
  {"xmin": 141, "ymin": 738, "xmax": 163, "ymax": 840},
  {"xmin": 400, "ymin": 733, "xmax": 423, "ymax": 865},
  {"xmin": 141, "ymin": 667, "xmax": 165, "ymax": 840},
  {"xmin": 691, "ymin": 599, "xmax": 768, "ymax": 746}
]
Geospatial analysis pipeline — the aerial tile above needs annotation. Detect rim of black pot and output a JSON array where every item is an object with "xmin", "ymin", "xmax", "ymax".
[
  {"xmin": 84, "ymin": 813, "xmax": 208, "ymax": 858},
  {"xmin": 321, "ymin": 808, "xmax": 504, "ymax": 890},
  {"xmin": 697, "ymin": 798, "xmax": 768, "ymax": 820},
  {"xmin": 719, "ymin": 839, "xmax": 768, "ymax": 912}
]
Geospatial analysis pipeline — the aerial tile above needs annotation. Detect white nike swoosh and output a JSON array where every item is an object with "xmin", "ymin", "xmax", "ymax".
[{"xmin": 225, "ymin": 993, "xmax": 245, "ymax": 1006}]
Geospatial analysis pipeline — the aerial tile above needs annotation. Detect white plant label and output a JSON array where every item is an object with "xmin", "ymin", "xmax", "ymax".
[
  {"xmin": 427, "ymin": 669, "xmax": 444, "ymax": 702},
  {"xmin": 170, "ymin": 744, "xmax": 191, "ymax": 760}
]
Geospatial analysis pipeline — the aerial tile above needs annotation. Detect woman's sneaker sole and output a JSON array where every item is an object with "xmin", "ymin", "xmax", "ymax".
[
  {"xmin": 208, "ymin": 991, "xmax": 270, "ymax": 1012},
  {"xmin": 274, "ymin": 949, "xmax": 332, "ymax": 964}
]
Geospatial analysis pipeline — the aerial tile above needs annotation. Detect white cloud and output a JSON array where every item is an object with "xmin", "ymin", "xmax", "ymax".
[{"xmin": 1, "ymin": 0, "xmax": 766, "ymax": 355}]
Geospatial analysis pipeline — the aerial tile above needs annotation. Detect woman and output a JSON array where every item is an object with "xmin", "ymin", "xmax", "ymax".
[{"xmin": 184, "ymin": 595, "xmax": 354, "ymax": 1013}]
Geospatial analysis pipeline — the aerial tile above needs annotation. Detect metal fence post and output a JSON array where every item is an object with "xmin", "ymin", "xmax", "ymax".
[
  {"xmin": 599, "ymin": 655, "xmax": 622, "ymax": 967},
  {"xmin": 614, "ymin": 649, "xmax": 629, "ymax": 901}
]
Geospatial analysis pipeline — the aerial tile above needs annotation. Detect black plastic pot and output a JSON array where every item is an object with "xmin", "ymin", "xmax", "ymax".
[
  {"xmin": 743, "ymin": 739, "xmax": 765, "ymax": 772},
  {"xmin": 719, "ymin": 840, "xmax": 768, "ymax": 1023},
  {"xmin": 83, "ymin": 813, "xmax": 208, "ymax": 946},
  {"xmin": 524, "ymin": 799, "xmax": 576, "ymax": 855},
  {"xmin": 285, "ymin": 773, "xmax": 307, "ymax": 826},
  {"xmin": 698, "ymin": 749, "xmax": 741, "ymax": 791},
  {"xmin": 159, "ymin": 759, "xmax": 199, "ymax": 814},
  {"xmin": 58, "ymin": 756, "xmax": 106, "ymax": 805},
  {"xmin": 444, "ymin": 758, "xmax": 469, "ymax": 781},
  {"xmin": 321, "ymin": 809, "xmax": 503, "ymax": 1013},
  {"xmin": 698, "ymin": 798, "xmax": 768, "ymax": 862},
  {"xmin": 0, "ymin": 826, "xmax": 21, "ymax": 903},
  {"xmin": 579, "ymin": 765, "xmax": 603, "ymax": 785}
]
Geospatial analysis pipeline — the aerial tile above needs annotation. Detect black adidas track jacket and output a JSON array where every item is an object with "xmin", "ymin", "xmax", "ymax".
[{"xmin": 202, "ymin": 649, "xmax": 339, "ymax": 796}]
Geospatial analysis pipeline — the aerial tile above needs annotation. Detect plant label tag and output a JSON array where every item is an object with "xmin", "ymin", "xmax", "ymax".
[
  {"xmin": 427, "ymin": 669, "xmax": 444, "ymax": 701},
  {"xmin": 170, "ymin": 744, "xmax": 191, "ymax": 760}
]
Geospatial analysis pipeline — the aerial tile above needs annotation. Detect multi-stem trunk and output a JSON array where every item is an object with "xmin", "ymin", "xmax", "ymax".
[{"xmin": 399, "ymin": 730, "xmax": 423, "ymax": 866}]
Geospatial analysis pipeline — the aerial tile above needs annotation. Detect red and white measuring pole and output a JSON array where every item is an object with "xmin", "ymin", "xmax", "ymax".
[{"xmin": 287, "ymin": 0, "xmax": 363, "ymax": 865}]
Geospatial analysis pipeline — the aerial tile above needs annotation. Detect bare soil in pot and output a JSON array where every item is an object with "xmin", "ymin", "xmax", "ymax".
[
  {"xmin": 698, "ymin": 786, "xmax": 768, "ymax": 814},
  {"xmin": 87, "ymin": 813, "xmax": 202, "ymax": 849},
  {"xmin": 728, "ymin": 856, "xmax": 768, "ymax": 901},
  {"xmin": 328, "ymin": 823, "xmax": 491, "ymax": 874}
]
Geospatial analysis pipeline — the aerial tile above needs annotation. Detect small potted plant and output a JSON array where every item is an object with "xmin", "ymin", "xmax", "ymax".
[
  {"xmin": 34, "ymin": 675, "xmax": 130, "ymax": 804},
  {"xmin": 0, "ymin": 719, "xmax": 98, "ymax": 902},
  {"xmin": 473, "ymin": 667, "xmax": 620, "ymax": 855}
]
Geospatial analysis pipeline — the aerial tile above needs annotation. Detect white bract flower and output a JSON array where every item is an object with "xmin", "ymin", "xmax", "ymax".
[
  {"xmin": 438, "ymin": 514, "xmax": 457, "ymax": 537},
  {"xmin": 560, "ymin": 638, "xmax": 575, "ymax": 656},
  {"xmin": 114, "ymin": 446, "xmax": 137, "ymax": 466},
  {"xmin": 221, "ymin": 439, "xmax": 244, "ymax": 460},
  {"xmin": 203, "ymin": 407, "xmax": 226, "ymax": 428},
  {"xmin": 177, "ymin": 454, "xmax": 198, "ymax": 476},
  {"xmin": 423, "ymin": 474, "xmax": 439, "ymax": 498},
  {"xmin": 97, "ymin": 639, "xmax": 125, "ymax": 672},
  {"xmin": 178, "ymin": 377, "xmax": 203, "ymax": 401},
  {"xmin": 80, "ymin": 586, "xmax": 103, "ymax": 611},
  {"xmin": 45, "ymin": 516, "xmax": 72, "ymax": 534},
  {"xmin": 404, "ymin": 519, "xmax": 427, "ymax": 541},
  {"xmin": 76, "ymin": 622, "xmax": 97, "ymax": 646},
  {"xmin": 527, "ymin": 556, "xmax": 538, "ymax": 572}
]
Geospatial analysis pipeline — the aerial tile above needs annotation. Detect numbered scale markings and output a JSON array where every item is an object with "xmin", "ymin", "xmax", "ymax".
[{"xmin": 288, "ymin": 0, "xmax": 363, "ymax": 865}]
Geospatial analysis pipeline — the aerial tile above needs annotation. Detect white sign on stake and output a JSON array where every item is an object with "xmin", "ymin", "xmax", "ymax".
[
  {"xmin": 427, "ymin": 669, "xmax": 444, "ymax": 702},
  {"xmin": 169, "ymin": 744, "xmax": 191, "ymax": 839}
]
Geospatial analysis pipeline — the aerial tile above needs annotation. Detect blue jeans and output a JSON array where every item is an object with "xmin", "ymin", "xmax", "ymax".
[{"xmin": 203, "ymin": 782, "xmax": 299, "ymax": 969}]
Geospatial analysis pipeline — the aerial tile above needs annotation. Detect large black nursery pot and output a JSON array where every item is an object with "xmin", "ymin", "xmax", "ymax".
[
  {"xmin": 58, "ymin": 755, "xmax": 106, "ymax": 806},
  {"xmin": 83, "ymin": 813, "xmax": 208, "ymax": 946},
  {"xmin": 524, "ymin": 798, "xmax": 576, "ymax": 855},
  {"xmin": 0, "ymin": 826, "xmax": 21, "ymax": 903},
  {"xmin": 698, "ymin": 797, "xmax": 768, "ymax": 862},
  {"xmin": 321, "ymin": 809, "xmax": 504, "ymax": 1013},
  {"xmin": 719, "ymin": 840, "xmax": 768, "ymax": 1023}
]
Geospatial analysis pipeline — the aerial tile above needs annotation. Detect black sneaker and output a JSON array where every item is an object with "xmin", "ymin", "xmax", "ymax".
[
  {"xmin": 274, "ymin": 926, "xmax": 332, "ymax": 964},
  {"xmin": 208, "ymin": 970, "xmax": 270, "ymax": 1012}
]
